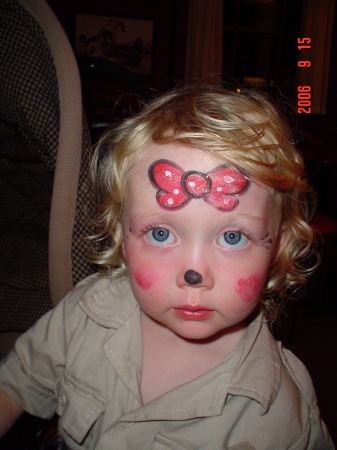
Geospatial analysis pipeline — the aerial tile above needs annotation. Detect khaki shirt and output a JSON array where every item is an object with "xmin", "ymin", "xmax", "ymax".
[{"xmin": 0, "ymin": 274, "xmax": 334, "ymax": 449}]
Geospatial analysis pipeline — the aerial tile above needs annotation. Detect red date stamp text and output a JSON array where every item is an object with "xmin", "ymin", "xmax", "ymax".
[{"xmin": 297, "ymin": 38, "xmax": 311, "ymax": 114}]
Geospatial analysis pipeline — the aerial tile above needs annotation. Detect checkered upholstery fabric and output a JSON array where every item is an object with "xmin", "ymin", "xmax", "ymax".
[
  {"xmin": 72, "ymin": 112, "xmax": 97, "ymax": 286},
  {"xmin": 0, "ymin": 0, "xmax": 59, "ymax": 172},
  {"xmin": 0, "ymin": 0, "xmax": 96, "ymax": 331},
  {"xmin": 0, "ymin": 137, "xmax": 53, "ymax": 331}
]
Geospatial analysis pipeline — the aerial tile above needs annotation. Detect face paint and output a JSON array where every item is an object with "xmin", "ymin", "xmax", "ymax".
[
  {"xmin": 134, "ymin": 270, "xmax": 154, "ymax": 290},
  {"xmin": 184, "ymin": 269, "xmax": 203, "ymax": 285},
  {"xmin": 260, "ymin": 231, "xmax": 273, "ymax": 250},
  {"xmin": 123, "ymin": 143, "xmax": 279, "ymax": 341},
  {"xmin": 148, "ymin": 159, "xmax": 249, "ymax": 211},
  {"xmin": 235, "ymin": 274, "xmax": 261, "ymax": 303}
]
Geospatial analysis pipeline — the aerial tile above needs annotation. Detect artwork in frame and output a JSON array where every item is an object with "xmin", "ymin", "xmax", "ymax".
[{"xmin": 75, "ymin": 13, "xmax": 154, "ymax": 75}]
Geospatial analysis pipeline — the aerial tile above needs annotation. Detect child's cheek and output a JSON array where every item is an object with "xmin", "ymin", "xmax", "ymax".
[
  {"xmin": 134, "ymin": 269, "xmax": 156, "ymax": 291},
  {"xmin": 235, "ymin": 274, "xmax": 261, "ymax": 304}
]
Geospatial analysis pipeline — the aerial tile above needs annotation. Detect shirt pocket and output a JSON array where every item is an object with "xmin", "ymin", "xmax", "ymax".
[
  {"xmin": 56, "ymin": 372, "xmax": 107, "ymax": 446},
  {"xmin": 151, "ymin": 433, "xmax": 190, "ymax": 450}
]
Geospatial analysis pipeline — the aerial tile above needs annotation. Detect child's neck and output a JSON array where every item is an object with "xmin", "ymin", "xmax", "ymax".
[{"xmin": 139, "ymin": 311, "xmax": 246, "ymax": 405}]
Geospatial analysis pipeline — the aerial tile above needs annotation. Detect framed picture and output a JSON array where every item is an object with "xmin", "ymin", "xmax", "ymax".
[{"xmin": 75, "ymin": 13, "xmax": 154, "ymax": 75}]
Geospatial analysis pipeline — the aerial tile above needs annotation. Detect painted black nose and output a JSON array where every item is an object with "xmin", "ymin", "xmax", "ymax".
[{"xmin": 184, "ymin": 269, "xmax": 203, "ymax": 285}]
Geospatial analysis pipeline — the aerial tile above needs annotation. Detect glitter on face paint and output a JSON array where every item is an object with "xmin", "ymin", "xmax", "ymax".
[{"xmin": 224, "ymin": 175, "xmax": 235, "ymax": 183}]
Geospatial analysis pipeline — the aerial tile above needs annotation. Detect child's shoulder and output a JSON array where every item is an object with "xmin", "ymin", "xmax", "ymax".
[
  {"xmin": 248, "ymin": 318, "xmax": 318, "ymax": 412},
  {"xmin": 272, "ymin": 343, "xmax": 334, "ymax": 447},
  {"xmin": 277, "ymin": 342, "xmax": 317, "ymax": 410},
  {"xmin": 235, "ymin": 321, "xmax": 332, "ymax": 446},
  {"xmin": 232, "ymin": 317, "xmax": 319, "ymax": 416},
  {"xmin": 64, "ymin": 273, "xmax": 137, "ymax": 328},
  {"xmin": 68, "ymin": 272, "xmax": 132, "ymax": 305}
]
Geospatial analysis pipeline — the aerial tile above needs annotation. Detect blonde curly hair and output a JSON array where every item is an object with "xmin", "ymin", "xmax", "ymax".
[{"xmin": 90, "ymin": 85, "xmax": 319, "ymax": 323}]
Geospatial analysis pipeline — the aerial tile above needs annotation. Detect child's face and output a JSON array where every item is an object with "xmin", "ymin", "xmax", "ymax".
[{"xmin": 122, "ymin": 143, "xmax": 283, "ymax": 341}]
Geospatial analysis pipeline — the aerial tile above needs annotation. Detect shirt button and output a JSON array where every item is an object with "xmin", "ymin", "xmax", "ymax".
[
  {"xmin": 59, "ymin": 394, "xmax": 67, "ymax": 406},
  {"xmin": 123, "ymin": 422, "xmax": 133, "ymax": 428}
]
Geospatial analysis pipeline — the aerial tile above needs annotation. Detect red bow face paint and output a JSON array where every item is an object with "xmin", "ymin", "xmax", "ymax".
[
  {"xmin": 235, "ymin": 274, "xmax": 261, "ymax": 303},
  {"xmin": 148, "ymin": 159, "xmax": 249, "ymax": 211}
]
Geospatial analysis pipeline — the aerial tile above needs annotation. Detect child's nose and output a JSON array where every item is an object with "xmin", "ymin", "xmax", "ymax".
[
  {"xmin": 177, "ymin": 241, "xmax": 214, "ymax": 289},
  {"xmin": 184, "ymin": 269, "xmax": 203, "ymax": 285},
  {"xmin": 178, "ymin": 265, "xmax": 214, "ymax": 289}
]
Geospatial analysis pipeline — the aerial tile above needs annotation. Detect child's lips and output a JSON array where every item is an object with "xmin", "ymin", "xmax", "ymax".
[{"xmin": 173, "ymin": 305, "xmax": 214, "ymax": 320}]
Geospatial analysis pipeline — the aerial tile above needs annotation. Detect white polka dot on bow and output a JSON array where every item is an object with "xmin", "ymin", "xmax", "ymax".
[{"xmin": 224, "ymin": 175, "xmax": 234, "ymax": 183}]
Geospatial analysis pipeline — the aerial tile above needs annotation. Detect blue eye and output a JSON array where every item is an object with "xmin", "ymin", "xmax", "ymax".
[
  {"xmin": 146, "ymin": 228, "xmax": 175, "ymax": 245},
  {"xmin": 217, "ymin": 231, "xmax": 249, "ymax": 249}
]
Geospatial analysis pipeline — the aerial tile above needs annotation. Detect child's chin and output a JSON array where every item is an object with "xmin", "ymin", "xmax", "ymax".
[{"xmin": 170, "ymin": 323, "xmax": 226, "ymax": 342}]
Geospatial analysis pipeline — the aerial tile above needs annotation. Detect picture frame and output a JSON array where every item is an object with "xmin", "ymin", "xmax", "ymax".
[{"xmin": 75, "ymin": 13, "xmax": 154, "ymax": 75}]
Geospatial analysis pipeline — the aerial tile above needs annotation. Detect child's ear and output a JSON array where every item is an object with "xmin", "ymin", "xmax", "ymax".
[{"xmin": 272, "ymin": 226, "xmax": 290, "ymax": 265}]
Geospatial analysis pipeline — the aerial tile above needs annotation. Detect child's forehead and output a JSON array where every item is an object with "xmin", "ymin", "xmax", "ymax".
[
  {"xmin": 125, "ymin": 143, "xmax": 279, "ymax": 223},
  {"xmin": 130, "ymin": 143, "xmax": 272, "ymax": 197},
  {"xmin": 134, "ymin": 143, "xmax": 220, "ymax": 173}
]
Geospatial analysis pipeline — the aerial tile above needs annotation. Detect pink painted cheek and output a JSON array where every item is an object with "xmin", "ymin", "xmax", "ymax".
[
  {"xmin": 235, "ymin": 274, "xmax": 261, "ymax": 304},
  {"xmin": 134, "ymin": 270, "xmax": 155, "ymax": 291}
]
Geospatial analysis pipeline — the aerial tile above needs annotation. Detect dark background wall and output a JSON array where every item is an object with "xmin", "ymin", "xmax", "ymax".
[
  {"xmin": 46, "ymin": 0, "xmax": 337, "ymax": 160},
  {"xmin": 46, "ymin": 0, "xmax": 189, "ymax": 120}
]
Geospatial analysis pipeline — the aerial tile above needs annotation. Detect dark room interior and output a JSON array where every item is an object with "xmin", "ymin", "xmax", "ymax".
[{"xmin": 0, "ymin": 0, "xmax": 337, "ymax": 447}]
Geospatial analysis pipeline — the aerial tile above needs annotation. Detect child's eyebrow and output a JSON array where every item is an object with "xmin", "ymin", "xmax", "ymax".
[
  {"xmin": 129, "ymin": 211, "xmax": 269, "ymax": 224},
  {"xmin": 129, "ymin": 210, "xmax": 168, "ymax": 222},
  {"xmin": 233, "ymin": 213, "xmax": 269, "ymax": 224}
]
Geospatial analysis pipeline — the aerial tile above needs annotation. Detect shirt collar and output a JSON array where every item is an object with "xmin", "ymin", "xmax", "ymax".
[
  {"xmin": 227, "ymin": 311, "xmax": 282, "ymax": 415},
  {"xmin": 79, "ymin": 275, "xmax": 138, "ymax": 329},
  {"xmin": 78, "ymin": 275, "xmax": 282, "ymax": 419}
]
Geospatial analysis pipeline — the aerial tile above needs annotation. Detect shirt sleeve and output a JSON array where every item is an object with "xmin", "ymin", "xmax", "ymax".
[
  {"xmin": 305, "ymin": 405, "xmax": 336, "ymax": 449},
  {"xmin": 278, "ymin": 344, "xmax": 335, "ymax": 449},
  {"xmin": 0, "ymin": 291, "xmax": 73, "ymax": 419}
]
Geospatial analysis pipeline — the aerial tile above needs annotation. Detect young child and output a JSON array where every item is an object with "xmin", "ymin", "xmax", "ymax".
[{"xmin": 0, "ymin": 86, "xmax": 334, "ymax": 449}]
